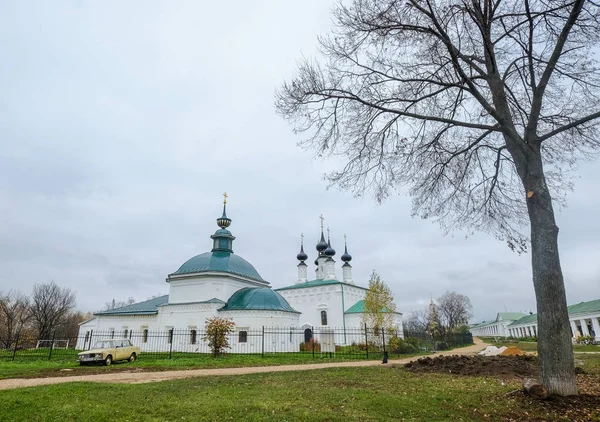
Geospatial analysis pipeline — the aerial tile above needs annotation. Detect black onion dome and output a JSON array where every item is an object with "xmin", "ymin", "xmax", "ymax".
[
  {"xmin": 297, "ymin": 244, "xmax": 308, "ymax": 261},
  {"xmin": 341, "ymin": 244, "xmax": 352, "ymax": 262},
  {"xmin": 324, "ymin": 239, "xmax": 336, "ymax": 257},
  {"xmin": 316, "ymin": 231, "xmax": 328, "ymax": 252}
]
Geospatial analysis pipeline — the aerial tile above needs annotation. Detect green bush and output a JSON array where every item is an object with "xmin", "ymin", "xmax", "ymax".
[{"xmin": 575, "ymin": 335, "xmax": 595, "ymax": 345}]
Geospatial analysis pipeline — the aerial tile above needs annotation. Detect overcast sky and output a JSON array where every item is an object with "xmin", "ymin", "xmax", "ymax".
[{"xmin": 1, "ymin": 1, "xmax": 598, "ymax": 323}]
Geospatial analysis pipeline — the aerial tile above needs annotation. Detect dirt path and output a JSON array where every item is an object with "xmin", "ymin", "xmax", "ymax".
[{"xmin": 0, "ymin": 338, "xmax": 488, "ymax": 391}]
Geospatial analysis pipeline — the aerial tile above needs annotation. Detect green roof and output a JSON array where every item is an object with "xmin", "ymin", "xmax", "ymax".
[
  {"xmin": 275, "ymin": 279, "xmax": 368, "ymax": 291},
  {"xmin": 509, "ymin": 314, "xmax": 538, "ymax": 326},
  {"xmin": 508, "ymin": 298, "xmax": 600, "ymax": 327},
  {"xmin": 219, "ymin": 288, "xmax": 299, "ymax": 313},
  {"xmin": 170, "ymin": 251, "xmax": 266, "ymax": 283},
  {"xmin": 567, "ymin": 299, "xmax": 600, "ymax": 315},
  {"xmin": 95, "ymin": 295, "xmax": 169, "ymax": 316},
  {"xmin": 497, "ymin": 312, "xmax": 526, "ymax": 321},
  {"xmin": 345, "ymin": 300, "xmax": 397, "ymax": 314},
  {"xmin": 471, "ymin": 320, "xmax": 494, "ymax": 329}
]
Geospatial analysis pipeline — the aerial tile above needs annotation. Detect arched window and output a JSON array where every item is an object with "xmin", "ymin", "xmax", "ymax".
[
  {"xmin": 123, "ymin": 329, "xmax": 128, "ymax": 338},
  {"xmin": 238, "ymin": 331, "xmax": 248, "ymax": 343},
  {"xmin": 142, "ymin": 329, "xmax": 149, "ymax": 343},
  {"xmin": 190, "ymin": 329, "xmax": 197, "ymax": 345},
  {"xmin": 321, "ymin": 310, "xmax": 328, "ymax": 326},
  {"xmin": 304, "ymin": 328, "xmax": 313, "ymax": 343}
]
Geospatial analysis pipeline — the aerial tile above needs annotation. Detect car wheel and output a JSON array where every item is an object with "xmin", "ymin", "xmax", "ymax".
[
  {"xmin": 129, "ymin": 353, "xmax": 136, "ymax": 363},
  {"xmin": 104, "ymin": 355, "xmax": 112, "ymax": 366}
]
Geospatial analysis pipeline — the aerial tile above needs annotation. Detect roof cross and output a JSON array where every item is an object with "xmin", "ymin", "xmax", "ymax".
[
  {"xmin": 319, "ymin": 214, "xmax": 324, "ymax": 231},
  {"xmin": 223, "ymin": 192, "xmax": 228, "ymax": 204}
]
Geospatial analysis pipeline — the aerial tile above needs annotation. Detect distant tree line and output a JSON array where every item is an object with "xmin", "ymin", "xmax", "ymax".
[
  {"xmin": 404, "ymin": 291, "xmax": 473, "ymax": 336},
  {"xmin": 0, "ymin": 281, "xmax": 86, "ymax": 347}
]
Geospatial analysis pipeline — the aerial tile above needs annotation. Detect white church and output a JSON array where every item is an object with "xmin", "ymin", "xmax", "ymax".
[{"xmin": 77, "ymin": 197, "xmax": 403, "ymax": 353}]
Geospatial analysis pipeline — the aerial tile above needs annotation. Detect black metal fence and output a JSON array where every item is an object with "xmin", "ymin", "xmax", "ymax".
[{"xmin": 0, "ymin": 326, "xmax": 473, "ymax": 362}]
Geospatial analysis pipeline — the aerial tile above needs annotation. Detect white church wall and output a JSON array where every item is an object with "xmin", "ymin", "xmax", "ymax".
[
  {"xmin": 277, "ymin": 283, "xmax": 368, "ymax": 335},
  {"xmin": 167, "ymin": 274, "xmax": 266, "ymax": 304}
]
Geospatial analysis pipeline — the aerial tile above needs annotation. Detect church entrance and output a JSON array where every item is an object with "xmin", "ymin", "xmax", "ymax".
[{"xmin": 304, "ymin": 328, "xmax": 313, "ymax": 343}]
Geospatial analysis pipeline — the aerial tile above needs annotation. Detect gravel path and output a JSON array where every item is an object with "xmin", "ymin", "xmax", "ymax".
[{"xmin": 0, "ymin": 338, "xmax": 487, "ymax": 391}]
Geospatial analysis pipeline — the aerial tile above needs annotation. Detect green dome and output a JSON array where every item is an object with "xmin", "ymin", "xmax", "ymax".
[
  {"xmin": 171, "ymin": 251, "xmax": 265, "ymax": 282},
  {"xmin": 220, "ymin": 287, "xmax": 299, "ymax": 313},
  {"xmin": 219, "ymin": 287, "xmax": 299, "ymax": 313}
]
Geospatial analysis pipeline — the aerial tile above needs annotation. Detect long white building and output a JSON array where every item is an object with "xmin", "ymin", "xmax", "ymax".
[{"xmin": 470, "ymin": 299, "xmax": 600, "ymax": 341}]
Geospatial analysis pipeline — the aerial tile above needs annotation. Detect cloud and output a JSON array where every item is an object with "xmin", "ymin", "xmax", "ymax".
[{"xmin": 0, "ymin": 1, "xmax": 598, "ymax": 322}]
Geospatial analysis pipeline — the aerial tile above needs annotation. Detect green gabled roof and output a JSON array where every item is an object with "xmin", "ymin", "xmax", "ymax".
[
  {"xmin": 158, "ymin": 298, "xmax": 226, "ymax": 306},
  {"xmin": 95, "ymin": 295, "xmax": 169, "ymax": 316},
  {"xmin": 345, "ymin": 300, "xmax": 397, "ymax": 314},
  {"xmin": 219, "ymin": 288, "xmax": 299, "ymax": 313},
  {"xmin": 275, "ymin": 279, "xmax": 368, "ymax": 291},
  {"xmin": 471, "ymin": 320, "xmax": 494, "ymax": 328},
  {"xmin": 170, "ymin": 251, "xmax": 267, "ymax": 283},
  {"xmin": 204, "ymin": 298, "xmax": 226, "ymax": 304},
  {"xmin": 567, "ymin": 298, "xmax": 600, "ymax": 315},
  {"xmin": 509, "ymin": 313, "xmax": 538, "ymax": 326},
  {"xmin": 497, "ymin": 312, "xmax": 526, "ymax": 321}
]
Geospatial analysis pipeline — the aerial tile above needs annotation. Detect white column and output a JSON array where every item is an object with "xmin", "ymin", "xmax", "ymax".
[
  {"xmin": 570, "ymin": 320, "xmax": 579, "ymax": 337},
  {"xmin": 591, "ymin": 317, "xmax": 600, "ymax": 341},
  {"xmin": 580, "ymin": 319, "xmax": 590, "ymax": 336}
]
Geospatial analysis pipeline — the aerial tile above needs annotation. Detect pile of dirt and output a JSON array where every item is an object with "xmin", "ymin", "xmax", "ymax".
[
  {"xmin": 499, "ymin": 346, "xmax": 525, "ymax": 356},
  {"xmin": 404, "ymin": 354, "xmax": 538, "ymax": 378}
]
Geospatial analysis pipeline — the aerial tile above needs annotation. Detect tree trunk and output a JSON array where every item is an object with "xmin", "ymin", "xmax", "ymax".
[
  {"xmin": 523, "ymin": 378, "xmax": 550, "ymax": 399},
  {"xmin": 522, "ymin": 148, "xmax": 578, "ymax": 396}
]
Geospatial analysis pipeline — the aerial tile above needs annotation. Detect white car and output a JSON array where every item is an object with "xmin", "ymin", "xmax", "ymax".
[{"xmin": 78, "ymin": 339, "xmax": 140, "ymax": 366}]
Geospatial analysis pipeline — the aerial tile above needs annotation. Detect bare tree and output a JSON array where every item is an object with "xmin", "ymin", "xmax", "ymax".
[
  {"xmin": 404, "ymin": 309, "xmax": 430, "ymax": 333},
  {"xmin": 276, "ymin": 0, "xmax": 600, "ymax": 395},
  {"xmin": 437, "ymin": 291, "xmax": 473, "ymax": 334},
  {"xmin": 103, "ymin": 297, "xmax": 135, "ymax": 311},
  {"xmin": 29, "ymin": 282, "xmax": 77, "ymax": 339},
  {"xmin": 0, "ymin": 291, "xmax": 30, "ymax": 348}
]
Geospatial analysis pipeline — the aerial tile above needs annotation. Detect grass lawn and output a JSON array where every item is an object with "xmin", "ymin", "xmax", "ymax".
[
  {"xmin": 0, "ymin": 352, "xmax": 423, "ymax": 380},
  {"xmin": 1, "ymin": 355, "xmax": 599, "ymax": 422}
]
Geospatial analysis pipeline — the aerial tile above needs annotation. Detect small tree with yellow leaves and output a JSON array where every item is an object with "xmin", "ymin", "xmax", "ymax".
[{"xmin": 362, "ymin": 271, "xmax": 397, "ymax": 345}]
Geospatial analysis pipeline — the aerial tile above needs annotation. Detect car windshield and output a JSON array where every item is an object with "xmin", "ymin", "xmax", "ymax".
[{"xmin": 92, "ymin": 340, "xmax": 115, "ymax": 349}]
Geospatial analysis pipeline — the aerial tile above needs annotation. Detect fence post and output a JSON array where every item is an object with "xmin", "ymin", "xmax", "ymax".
[
  {"xmin": 382, "ymin": 328, "xmax": 388, "ymax": 364},
  {"xmin": 311, "ymin": 329, "xmax": 315, "ymax": 358},
  {"xmin": 48, "ymin": 332, "xmax": 56, "ymax": 361},
  {"xmin": 261, "ymin": 326, "xmax": 265, "ymax": 358},
  {"xmin": 169, "ymin": 330, "xmax": 174, "ymax": 359},
  {"xmin": 89, "ymin": 330, "xmax": 93, "ymax": 350},
  {"xmin": 364, "ymin": 323, "xmax": 369, "ymax": 359},
  {"xmin": 11, "ymin": 331, "xmax": 20, "ymax": 361}
]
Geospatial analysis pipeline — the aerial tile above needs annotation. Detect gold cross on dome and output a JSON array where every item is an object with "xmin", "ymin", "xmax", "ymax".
[
  {"xmin": 327, "ymin": 227, "xmax": 331, "ymax": 239},
  {"xmin": 223, "ymin": 192, "xmax": 228, "ymax": 204}
]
